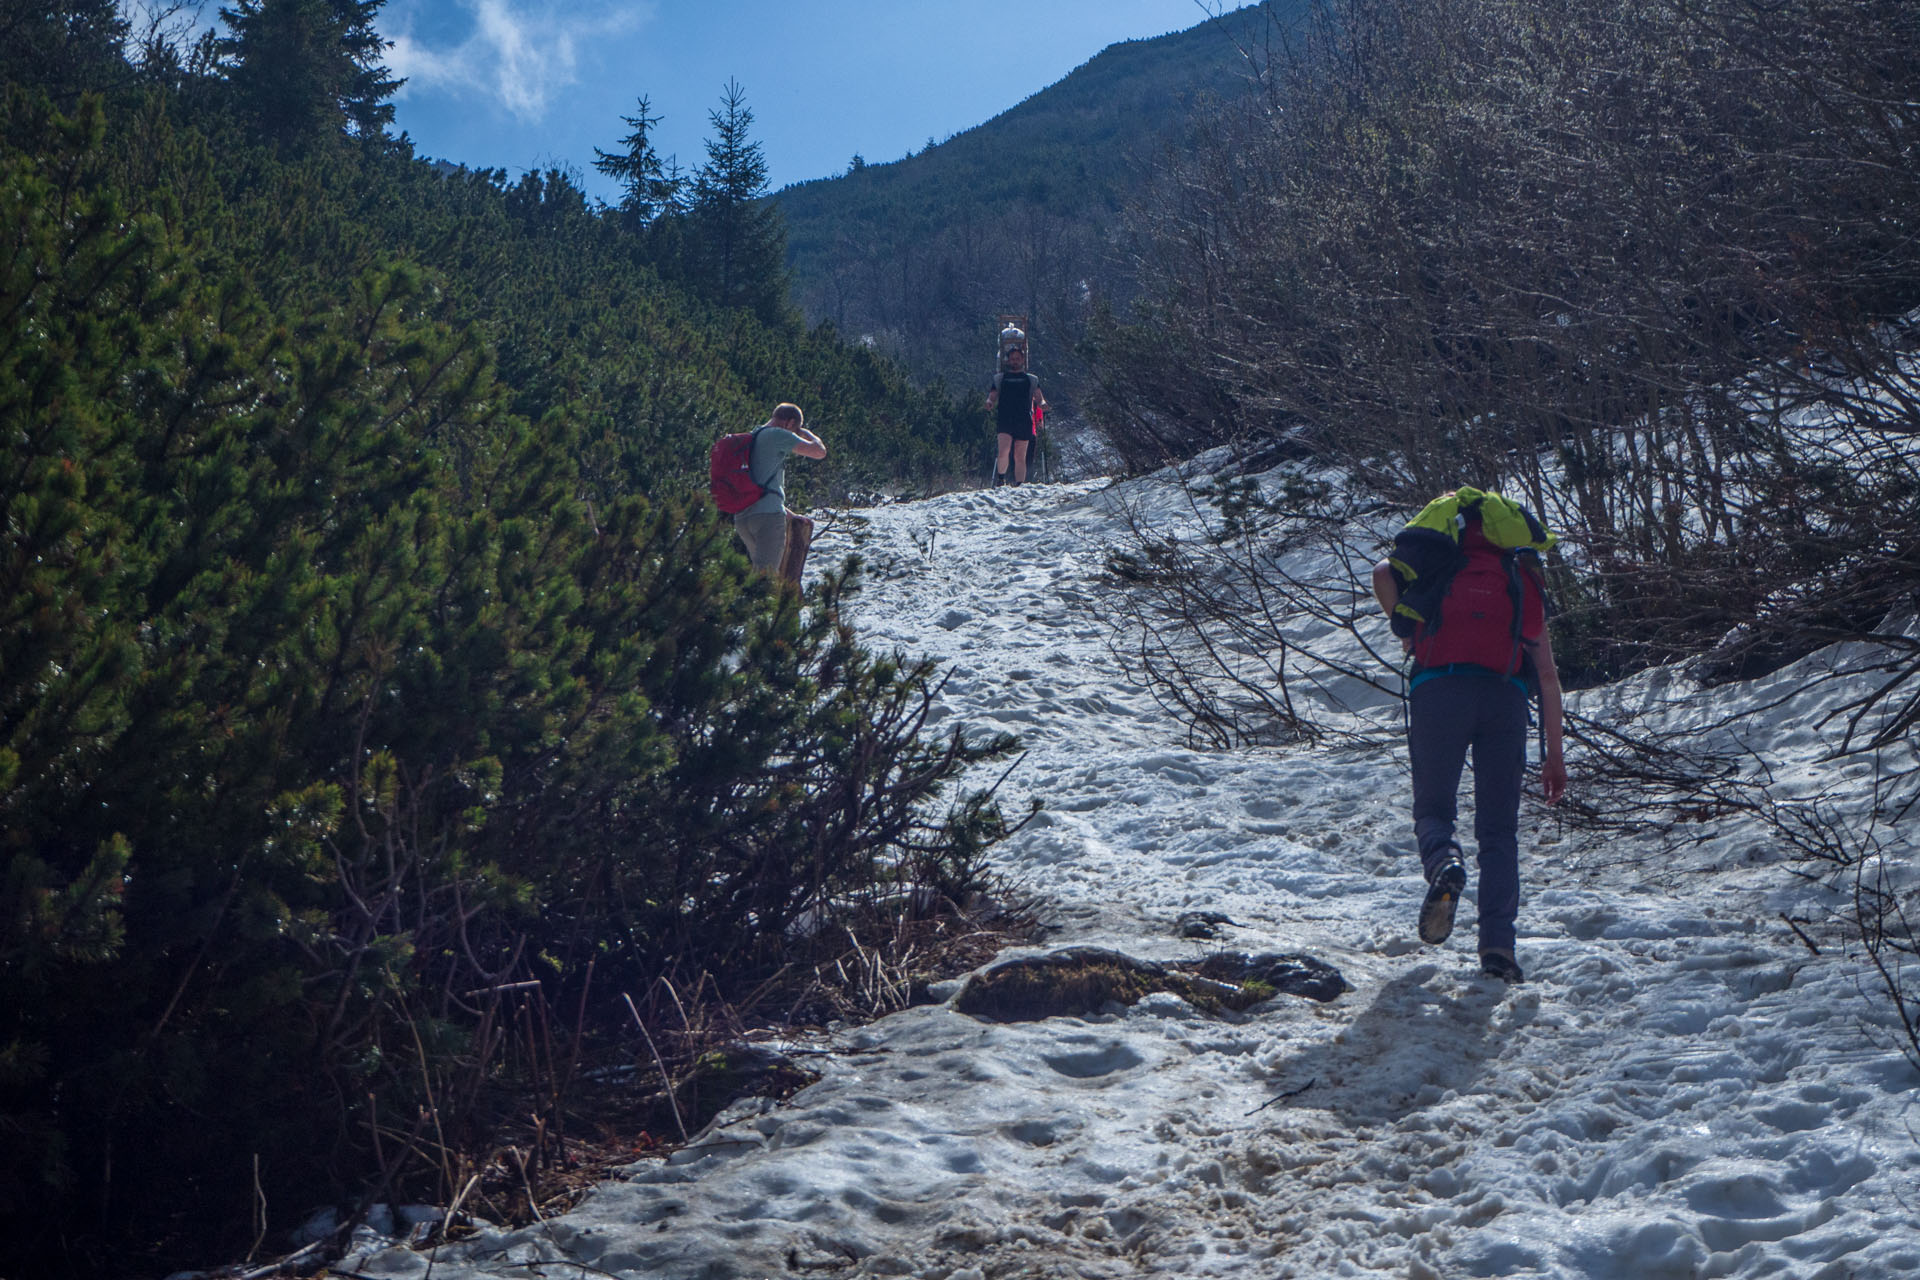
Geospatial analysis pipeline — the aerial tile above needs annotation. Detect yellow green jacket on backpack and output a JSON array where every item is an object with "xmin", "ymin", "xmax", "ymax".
[{"xmin": 1387, "ymin": 487, "xmax": 1554, "ymax": 636}]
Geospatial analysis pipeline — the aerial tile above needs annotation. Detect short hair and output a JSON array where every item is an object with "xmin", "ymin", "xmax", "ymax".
[{"xmin": 771, "ymin": 403, "xmax": 804, "ymax": 426}]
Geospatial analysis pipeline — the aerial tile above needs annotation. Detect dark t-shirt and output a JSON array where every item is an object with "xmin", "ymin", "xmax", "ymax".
[{"xmin": 992, "ymin": 370, "xmax": 1039, "ymax": 434}]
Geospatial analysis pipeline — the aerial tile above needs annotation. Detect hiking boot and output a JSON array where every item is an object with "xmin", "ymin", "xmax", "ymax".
[
  {"xmin": 1417, "ymin": 853, "xmax": 1467, "ymax": 946},
  {"xmin": 1480, "ymin": 950, "xmax": 1525, "ymax": 983}
]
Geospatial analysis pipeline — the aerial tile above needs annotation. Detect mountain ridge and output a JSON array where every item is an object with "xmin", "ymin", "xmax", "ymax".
[{"xmin": 771, "ymin": 2, "xmax": 1304, "ymax": 400}]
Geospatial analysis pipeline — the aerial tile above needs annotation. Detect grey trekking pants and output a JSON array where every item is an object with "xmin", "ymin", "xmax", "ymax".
[{"xmin": 1408, "ymin": 671, "xmax": 1529, "ymax": 955}]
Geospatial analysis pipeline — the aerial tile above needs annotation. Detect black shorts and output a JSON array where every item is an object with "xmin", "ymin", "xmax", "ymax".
[{"xmin": 997, "ymin": 420, "xmax": 1036, "ymax": 444}]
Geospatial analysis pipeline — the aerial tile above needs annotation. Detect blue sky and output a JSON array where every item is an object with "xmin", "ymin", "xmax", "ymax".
[{"xmin": 372, "ymin": 1, "xmax": 1228, "ymax": 201}]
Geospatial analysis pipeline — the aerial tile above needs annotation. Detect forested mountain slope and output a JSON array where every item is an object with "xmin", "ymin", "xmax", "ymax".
[{"xmin": 773, "ymin": 1, "xmax": 1307, "ymax": 402}]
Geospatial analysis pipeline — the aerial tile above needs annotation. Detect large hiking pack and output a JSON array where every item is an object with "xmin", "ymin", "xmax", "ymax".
[
  {"xmin": 997, "ymin": 317, "xmax": 1028, "ymax": 371},
  {"xmin": 709, "ymin": 427, "xmax": 766, "ymax": 514},
  {"xmin": 1387, "ymin": 487, "xmax": 1555, "ymax": 679}
]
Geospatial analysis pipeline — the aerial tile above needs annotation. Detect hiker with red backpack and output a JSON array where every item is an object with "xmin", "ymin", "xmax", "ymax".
[
  {"xmin": 710, "ymin": 403, "xmax": 826, "ymax": 584},
  {"xmin": 1371, "ymin": 487, "xmax": 1568, "ymax": 983}
]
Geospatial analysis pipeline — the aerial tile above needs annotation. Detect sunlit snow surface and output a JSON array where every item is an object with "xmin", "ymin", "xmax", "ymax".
[{"xmin": 344, "ymin": 473, "xmax": 1920, "ymax": 1279}]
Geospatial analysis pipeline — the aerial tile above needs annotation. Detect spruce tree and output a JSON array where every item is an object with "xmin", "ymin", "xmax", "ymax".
[
  {"xmin": 594, "ymin": 94, "xmax": 685, "ymax": 228},
  {"xmin": 0, "ymin": 0, "xmax": 130, "ymax": 101},
  {"xmin": 216, "ymin": 0, "xmax": 401, "ymax": 146},
  {"xmin": 687, "ymin": 78, "xmax": 789, "ymax": 321}
]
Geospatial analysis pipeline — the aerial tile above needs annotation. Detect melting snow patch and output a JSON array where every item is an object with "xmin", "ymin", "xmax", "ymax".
[{"xmin": 326, "ymin": 474, "xmax": 1919, "ymax": 1280}]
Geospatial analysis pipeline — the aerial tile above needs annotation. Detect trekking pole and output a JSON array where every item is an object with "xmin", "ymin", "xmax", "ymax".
[{"xmin": 1031, "ymin": 401, "xmax": 1050, "ymax": 484}]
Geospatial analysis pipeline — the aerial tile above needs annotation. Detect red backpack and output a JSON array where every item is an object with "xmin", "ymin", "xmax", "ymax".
[
  {"xmin": 1411, "ymin": 523, "xmax": 1536, "ymax": 677},
  {"xmin": 708, "ymin": 427, "xmax": 765, "ymax": 514}
]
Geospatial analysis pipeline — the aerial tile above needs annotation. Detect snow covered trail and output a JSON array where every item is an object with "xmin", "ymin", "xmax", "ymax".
[{"xmin": 344, "ymin": 475, "xmax": 1920, "ymax": 1280}]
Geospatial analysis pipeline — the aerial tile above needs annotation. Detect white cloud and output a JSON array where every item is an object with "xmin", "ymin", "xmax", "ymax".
[{"xmin": 387, "ymin": 1, "xmax": 648, "ymax": 121}]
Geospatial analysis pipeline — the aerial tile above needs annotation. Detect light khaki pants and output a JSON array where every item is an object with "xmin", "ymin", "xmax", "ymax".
[
  {"xmin": 734, "ymin": 509, "xmax": 790, "ymax": 573},
  {"xmin": 734, "ymin": 509, "xmax": 814, "ymax": 583}
]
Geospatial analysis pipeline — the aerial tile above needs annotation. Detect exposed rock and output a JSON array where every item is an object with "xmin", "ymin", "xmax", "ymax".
[
  {"xmin": 954, "ymin": 945, "xmax": 1338, "ymax": 1022},
  {"xmin": 1192, "ymin": 951, "xmax": 1350, "ymax": 1003},
  {"xmin": 954, "ymin": 948, "xmax": 1170, "ymax": 1022},
  {"xmin": 1175, "ymin": 909, "xmax": 1237, "ymax": 939}
]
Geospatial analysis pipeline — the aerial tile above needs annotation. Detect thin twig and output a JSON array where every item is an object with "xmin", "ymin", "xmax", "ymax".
[
  {"xmin": 512, "ymin": 1147, "xmax": 545, "ymax": 1225},
  {"xmin": 249, "ymin": 1152, "xmax": 267, "ymax": 1262},
  {"xmin": 232, "ymin": 1238, "xmax": 326, "ymax": 1280},
  {"xmin": 1248, "ymin": 1078, "xmax": 1317, "ymax": 1115},
  {"xmin": 624, "ymin": 993, "xmax": 688, "ymax": 1143},
  {"xmin": 1779, "ymin": 913, "xmax": 1822, "ymax": 956}
]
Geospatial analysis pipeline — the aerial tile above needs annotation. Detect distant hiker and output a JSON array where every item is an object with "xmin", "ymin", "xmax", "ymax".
[
  {"xmin": 986, "ymin": 343, "xmax": 1046, "ymax": 486},
  {"xmin": 730, "ymin": 403, "xmax": 826, "ymax": 585},
  {"xmin": 1371, "ymin": 487, "xmax": 1567, "ymax": 983}
]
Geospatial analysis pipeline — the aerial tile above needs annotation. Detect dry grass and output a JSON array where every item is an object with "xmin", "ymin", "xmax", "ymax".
[{"xmin": 439, "ymin": 895, "xmax": 1048, "ymax": 1241}]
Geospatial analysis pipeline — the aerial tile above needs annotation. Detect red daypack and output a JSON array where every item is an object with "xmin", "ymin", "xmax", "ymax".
[
  {"xmin": 709, "ymin": 428, "xmax": 765, "ymax": 514},
  {"xmin": 1411, "ymin": 524, "xmax": 1535, "ymax": 677}
]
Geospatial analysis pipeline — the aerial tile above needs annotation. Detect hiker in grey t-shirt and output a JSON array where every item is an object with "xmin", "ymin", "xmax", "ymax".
[{"xmin": 733, "ymin": 402, "xmax": 827, "ymax": 584}]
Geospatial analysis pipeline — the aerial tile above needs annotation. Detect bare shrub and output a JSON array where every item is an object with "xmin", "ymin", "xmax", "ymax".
[
  {"xmin": 1767, "ymin": 771, "xmax": 1920, "ymax": 1072},
  {"xmin": 1096, "ymin": 458, "xmax": 1405, "ymax": 749},
  {"xmin": 1094, "ymin": 0, "xmax": 1920, "ymax": 680},
  {"xmin": 1090, "ymin": 453, "xmax": 1841, "ymax": 852}
]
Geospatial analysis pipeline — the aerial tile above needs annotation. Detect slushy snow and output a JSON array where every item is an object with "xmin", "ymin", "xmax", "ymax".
[{"xmin": 334, "ymin": 467, "xmax": 1920, "ymax": 1280}]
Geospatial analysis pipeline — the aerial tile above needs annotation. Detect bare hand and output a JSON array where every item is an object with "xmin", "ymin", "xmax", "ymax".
[{"xmin": 1541, "ymin": 755, "xmax": 1568, "ymax": 804}]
